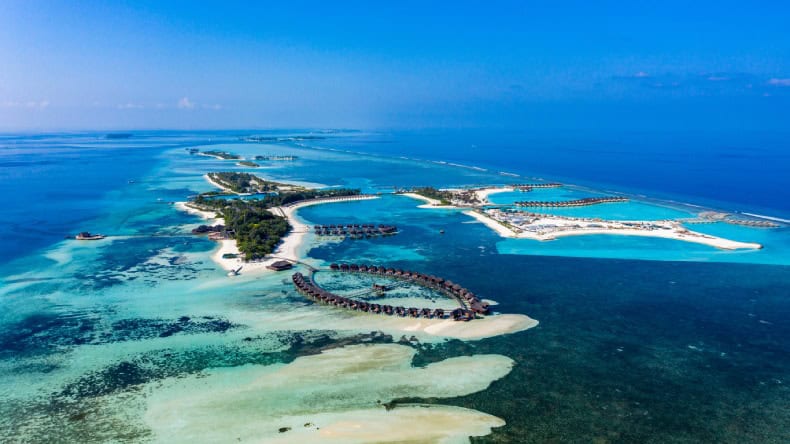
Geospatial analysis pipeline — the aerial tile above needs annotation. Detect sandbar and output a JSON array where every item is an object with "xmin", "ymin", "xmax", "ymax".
[
  {"xmin": 399, "ymin": 192, "xmax": 460, "ymax": 209},
  {"xmin": 142, "ymin": 344, "xmax": 511, "ymax": 443}
]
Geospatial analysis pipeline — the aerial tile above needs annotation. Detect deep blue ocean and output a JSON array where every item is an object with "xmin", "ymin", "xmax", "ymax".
[
  {"xmin": 0, "ymin": 130, "xmax": 788, "ymax": 442},
  {"xmin": 313, "ymin": 129, "xmax": 790, "ymax": 219}
]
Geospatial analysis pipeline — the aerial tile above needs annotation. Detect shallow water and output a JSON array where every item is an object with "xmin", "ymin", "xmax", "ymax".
[{"xmin": 1, "ymin": 130, "xmax": 788, "ymax": 443}]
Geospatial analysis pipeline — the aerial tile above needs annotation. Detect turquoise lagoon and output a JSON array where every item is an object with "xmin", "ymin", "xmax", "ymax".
[{"xmin": 1, "ymin": 131, "xmax": 788, "ymax": 442}]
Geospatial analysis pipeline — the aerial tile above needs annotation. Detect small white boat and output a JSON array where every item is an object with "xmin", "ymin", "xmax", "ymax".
[{"xmin": 227, "ymin": 266, "xmax": 243, "ymax": 277}]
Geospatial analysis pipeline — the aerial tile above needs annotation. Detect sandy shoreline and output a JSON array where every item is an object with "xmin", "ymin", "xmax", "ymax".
[
  {"xmin": 399, "ymin": 192, "xmax": 460, "ymax": 209},
  {"xmin": 178, "ymin": 195, "xmax": 380, "ymax": 275},
  {"xmin": 178, "ymin": 195, "xmax": 538, "ymax": 340},
  {"xmin": 464, "ymin": 210, "xmax": 517, "ymax": 237},
  {"xmin": 142, "ymin": 344, "xmax": 513, "ymax": 443},
  {"xmin": 197, "ymin": 152, "xmax": 242, "ymax": 161},
  {"xmin": 464, "ymin": 210, "xmax": 763, "ymax": 250},
  {"xmin": 474, "ymin": 186, "xmax": 514, "ymax": 204},
  {"xmin": 203, "ymin": 173, "xmax": 236, "ymax": 194},
  {"xmin": 174, "ymin": 201, "xmax": 221, "ymax": 223}
]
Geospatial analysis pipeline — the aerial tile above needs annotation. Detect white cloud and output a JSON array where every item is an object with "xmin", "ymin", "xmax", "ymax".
[
  {"xmin": 633, "ymin": 71, "xmax": 650, "ymax": 78},
  {"xmin": 177, "ymin": 97, "xmax": 195, "ymax": 109},
  {"xmin": 768, "ymin": 78, "xmax": 790, "ymax": 86},
  {"xmin": 1, "ymin": 100, "xmax": 49, "ymax": 109},
  {"xmin": 117, "ymin": 103, "xmax": 144, "ymax": 109},
  {"xmin": 201, "ymin": 103, "xmax": 223, "ymax": 110}
]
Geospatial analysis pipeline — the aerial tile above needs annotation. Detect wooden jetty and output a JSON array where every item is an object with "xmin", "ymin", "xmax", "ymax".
[
  {"xmin": 292, "ymin": 262, "xmax": 493, "ymax": 321},
  {"xmin": 510, "ymin": 183, "xmax": 562, "ymax": 191},
  {"xmin": 313, "ymin": 223, "xmax": 398, "ymax": 238}
]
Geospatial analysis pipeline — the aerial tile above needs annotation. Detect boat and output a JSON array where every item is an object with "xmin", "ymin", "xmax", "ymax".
[
  {"xmin": 227, "ymin": 266, "xmax": 243, "ymax": 277},
  {"xmin": 75, "ymin": 232, "xmax": 105, "ymax": 240}
]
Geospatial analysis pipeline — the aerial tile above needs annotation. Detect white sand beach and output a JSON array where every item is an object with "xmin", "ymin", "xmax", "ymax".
[
  {"xmin": 142, "ymin": 344, "xmax": 512, "ymax": 443},
  {"xmin": 174, "ymin": 201, "xmax": 220, "ymax": 222},
  {"xmin": 203, "ymin": 173, "xmax": 235, "ymax": 194},
  {"xmin": 178, "ymin": 195, "xmax": 380, "ymax": 275},
  {"xmin": 474, "ymin": 186, "xmax": 514, "ymax": 204},
  {"xmin": 400, "ymin": 192, "xmax": 460, "ymax": 209},
  {"xmin": 197, "ymin": 152, "xmax": 243, "ymax": 161},
  {"xmin": 464, "ymin": 210, "xmax": 763, "ymax": 250}
]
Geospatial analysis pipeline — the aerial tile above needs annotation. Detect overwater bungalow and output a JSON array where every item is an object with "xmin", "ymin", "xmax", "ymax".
[
  {"xmin": 296, "ymin": 266, "xmax": 488, "ymax": 321},
  {"xmin": 266, "ymin": 260, "xmax": 293, "ymax": 271},
  {"xmin": 515, "ymin": 196, "xmax": 628, "ymax": 208}
]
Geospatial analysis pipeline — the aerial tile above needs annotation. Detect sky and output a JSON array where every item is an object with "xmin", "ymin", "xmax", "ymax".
[{"xmin": 1, "ymin": 0, "xmax": 789, "ymax": 131}]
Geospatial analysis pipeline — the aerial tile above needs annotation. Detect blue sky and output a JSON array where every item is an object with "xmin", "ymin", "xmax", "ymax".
[{"xmin": 1, "ymin": 1, "xmax": 789, "ymax": 130}]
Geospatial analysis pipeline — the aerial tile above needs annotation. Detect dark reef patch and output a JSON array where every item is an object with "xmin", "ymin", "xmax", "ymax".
[
  {"xmin": 57, "ymin": 329, "xmax": 393, "ymax": 400},
  {"xmin": 0, "ymin": 312, "xmax": 99, "ymax": 359},
  {"xmin": 0, "ymin": 330, "xmax": 396, "ymax": 443},
  {"xmin": 0, "ymin": 313, "xmax": 241, "ymax": 362},
  {"xmin": 70, "ymin": 236, "xmax": 214, "ymax": 290}
]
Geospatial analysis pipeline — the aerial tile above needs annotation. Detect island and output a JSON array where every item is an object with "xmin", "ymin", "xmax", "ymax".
[
  {"xmin": 199, "ymin": 150, "xmax": 241, "ymax": 160},
  {"xmin": 237, "ymin": 160, "xmax": 260, "ymax": 168},
  {"xmin": 205, "ymin": 171, "xmax": 304, "ymax": 194},
  {"xmin": 186, "ymin": 171, "xmax": 364, "ymax": 261},
  {"xmin": 398, "ymin": 185, "xmax": 766, "ymax": 250},
  {"xmin": 254, "ymin": 154, "xmax": 298, "ymax": 161},
  {"xmin": 402, "ymin": 186, "xmax": 482, "ymax": 206}
]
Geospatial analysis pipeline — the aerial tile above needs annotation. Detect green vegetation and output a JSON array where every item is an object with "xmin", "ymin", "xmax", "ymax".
[
  {"xmin": 202, "ymin": 150, "xmax": 241, "ymax": 160},
  {"xmin": 410, "ymin": 186, "xmax": 455, "ymax": 205},
  {"xmin": 191, "ymin": 175, "xmax": 361, "ymax": 260},
  {"xmin": 199, "ymin": 190, "xmax": 232, "ymax": 197},
  {"xmin": 222, "ymin": 202, "xmax": 290, "ymax": 259},
  {"xmin": 208, "ymin": 172, "xmax": 286, "ymax": 194},
  {"xmin": 237, "ymin": 161, "xmax": 260, "ymax": 167}
]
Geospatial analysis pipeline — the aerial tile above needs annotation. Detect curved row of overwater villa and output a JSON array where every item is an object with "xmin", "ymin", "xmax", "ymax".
[
  {"xmin": 514, "ymin": 196, "xmax": 628, "ymax": 207},
  {"xmin": 292, "ymin": 263, "xmax": 492, "ymax": 321},
  {"xmin": 313, "ymin": 223, "xmax": 398, "ymax": 237},
  {"xmin": 510, "ymin": 182, "xmax": 563, "ymax": 191}
]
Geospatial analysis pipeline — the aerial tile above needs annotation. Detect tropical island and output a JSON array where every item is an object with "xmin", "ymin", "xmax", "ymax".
[
  {"xmin": 403, "ymin": 186, "xmax": 482, "ymax": 206},
  {"xmin": 397, "ymin": 185, "xmax": 767, "ymax": 250},
  {"xmin": 205, "ymin": 171, "xmax": 293, "ymax": 194},
  {"xmin": 186, "ymin": 172, "xmax": 364, "ymax": 261},
  {"xmin": 254, "ymin": 154, "xmax": 299, "ymax": 161},
  {"xmin": 237, "ymin": 160, "xmax": 260, "ymax": 168},
  {"xmin": 200, "ymin": 150, "xmax": 241, "ymax": 160}
]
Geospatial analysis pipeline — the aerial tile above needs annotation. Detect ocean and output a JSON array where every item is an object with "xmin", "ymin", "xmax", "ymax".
[{"xmin": 0, "ymin": 130, "xmax": 788, "ymax": 442}]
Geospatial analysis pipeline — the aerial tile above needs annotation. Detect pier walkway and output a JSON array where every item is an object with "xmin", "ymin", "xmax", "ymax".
[
  {"xmin": 292, "ymin": 263, "xmax": 491, "ymax": 322},
  {"xmin": 515, "ymin": 196, "xmax": 628, "ymax": 208}
]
